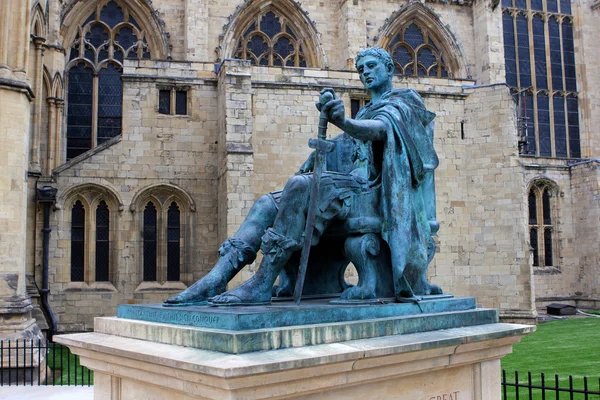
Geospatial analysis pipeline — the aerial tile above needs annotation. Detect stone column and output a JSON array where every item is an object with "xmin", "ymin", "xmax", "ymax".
[
  {"xmin": 472, "ymin": 0, "xmax": 506, "ymax": 84},
  {"xmin": 216, "ymin": 59, "xmax": 254, "ymax": 286},
  {"xmin": 29, "ymin": 37, "xmax": 45, "ymax": 174},
  {"xmin": 184, "ymin": 0, "xmax": 208, "ymax": 60},
  {"xmin": 337, "ymin": 0, "xmax": 366, "ymax": 70},
  {"xmin": 0, "ymin": 0, "xmax": 44, "ymax": 343}
]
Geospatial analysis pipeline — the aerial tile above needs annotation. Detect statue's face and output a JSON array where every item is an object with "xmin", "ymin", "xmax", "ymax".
[{"xmin": 356, "ymin": 55, "xmax": 392, "ymax": 92}]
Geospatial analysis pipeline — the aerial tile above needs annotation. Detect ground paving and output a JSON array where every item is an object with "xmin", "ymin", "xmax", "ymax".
[{"xmin": 0, "ymin": 385, "xmax": 93, "ymax": 400}]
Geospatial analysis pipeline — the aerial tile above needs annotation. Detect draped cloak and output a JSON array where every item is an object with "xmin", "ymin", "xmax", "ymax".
[{"xmin": 355, "ymin": 89, "xmax": 438, "ymax": 293}]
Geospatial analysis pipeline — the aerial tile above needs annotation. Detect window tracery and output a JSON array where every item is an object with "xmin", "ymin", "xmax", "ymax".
[
  {"xmin": 386, "ymin": 23, "xmax": 449, "ymax": 78},
  {"xmin": 502, "ymin": 0, "xmax": 580, "ymax": 158},
  {"xmin": 234, "ymin": 10, "xmax": 308, "ymax": 67},
  {"xmin": 66, "ymin": 0, "xmax": 152, "ymax": 160}
]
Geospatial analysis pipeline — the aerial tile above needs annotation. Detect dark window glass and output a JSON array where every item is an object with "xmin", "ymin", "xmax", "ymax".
[
  {"xmin": 553, "ymin": 95, "xmax": 567, "ymax": 157},
  {"xmin": 175, "ymin": 91, "xmax": 187, "ymax": 115},
  {"xmin": 560, "ymin": 0, "xmax": 572, "ymax": 14},
  {"xmin": 96, "ymin": 201, "xmax": 110, "ymax": 282},
  {"xmin": 99, "ymin": 1, "xmax": 124, "ymax": 28},
  {"xmin": 532, "ymin": 15, "xmax": 547, "ymax": 90},
  {"xmin": 531, "ymin": 0, "xmax": 543, "ymax": 10},
  {"xmin": 542, "ymin": 190, "xmax": 552, "ymax": 224},
  {"xmin": 523, "ymin": 92, "xmax": 536, "ymax": 155},
  {"xmin": 71, "ymin": 200, "xmax": 85, "ymax": 282},
  {"xmin": 167, "ymin": 202, "xmax": 180, "ymax": 281},
  {"xmin": 528, "ymin": 191, "xmax": 537, "ymax": 224},
  {"xmin": 537, "ymin": 93, "xmax": 551, "ymax": 157},
  {"xmin": 388, "ymin": 24, "xmax": 446, "ymax": 77},
  {"xmin": 530, "ymin": 227, "xmax": 539, "ymax": 266},
  {"xmin": 502, "ymin": 0, "xmax": 512, "ymax": 7},
  {"xmin": 562, "ymin": 19, "xmax": 577, "ymax": 92},
  {"xmin": 159, "ymin": 90, "xmax": 170, "ymax": 114},
  {"xmin": 67, "ymin": 63, "xmax": 93, "ymax": 160},
  {"xmin": 260, "ymin": 12, "xmax": 281, "ymax": 38},
  {"xmin": 404, "ymin": 24, "xmax": 424, "ymax": 48},
  {"xmin": 547, "ymin": 0, "xmax": 558, "ymax": 12},
  {"xmin": 544, "ymin": 228, "xmax": 553, "ymax": 266},
  {"xmin": 503, "ymin": 12, "xmax": 518, "ymax": 87},
  {"xmin": 115, "ymin": 26, "xmax": 137, "ymax": 51},
  {"xmin": 548, "ymin": 18, "xmax": 564, "ymax": 91},
  {"xmin": 567, "ymin": 96, "xmax": 580, "ymax": 158},
  {"xmin": 516, "ymin": 14, "xmax": 531, "ymax": 88},
  {"xmin": 351, "ymin": 99, "xmax": 361, "ymax": 119},
  {"xmin": 516, "ymin": 0, "xmax": 527, "ymax": 8},
  {"xmin": 86, "ymin": 23, "xmax": 109, "ymax": 49},
  {"xmin": 97, "ymin": 63, "xmax": 123, "ymax": 144},
  {"xmin": 143, "ymin": 202, "xmax": 157, "ymax": 281}
]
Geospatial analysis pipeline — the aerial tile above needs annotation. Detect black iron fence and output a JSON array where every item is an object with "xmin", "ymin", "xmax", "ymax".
[
  {"xmin": 502, "ymin": 370, "xmax": 600, "ymax": 399},
  {"xmin": 0, "ymin": 339, "xmax": 92, "ymax": 386}
]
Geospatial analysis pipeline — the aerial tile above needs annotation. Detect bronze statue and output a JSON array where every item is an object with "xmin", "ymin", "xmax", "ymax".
[{"xmin": 165, "ymin": 47, "xmax": 441, "ymax": 307}]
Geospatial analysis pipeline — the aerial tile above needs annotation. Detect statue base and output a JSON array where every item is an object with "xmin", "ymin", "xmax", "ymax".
[{"xmin": 55, "ymin": 298, "xmax": 534, "ymax": 399}]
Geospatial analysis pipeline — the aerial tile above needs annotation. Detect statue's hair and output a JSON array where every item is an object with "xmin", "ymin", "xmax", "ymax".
[{"xmin": 355, "ymin": 47, "xmax": 394, "ymax": 72}]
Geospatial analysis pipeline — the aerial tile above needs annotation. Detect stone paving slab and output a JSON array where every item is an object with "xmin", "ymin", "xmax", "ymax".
[{"xmin": 0, "ymin": 386, "xmax": 93, "ymax": 400}]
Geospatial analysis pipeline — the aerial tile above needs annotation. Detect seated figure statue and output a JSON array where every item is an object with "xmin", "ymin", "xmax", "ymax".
[{"xmin": 165, "ymin": 47, "xmax": 442, "ymax": 307}]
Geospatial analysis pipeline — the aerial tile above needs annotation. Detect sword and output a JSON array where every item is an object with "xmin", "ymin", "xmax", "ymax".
[{"xmin": 293, "ymin": 89, "xmax": 336, "ymax": 305}]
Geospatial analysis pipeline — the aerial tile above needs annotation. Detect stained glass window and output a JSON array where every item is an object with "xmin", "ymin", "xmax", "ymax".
[
  {"xmin": 235, "ymin": 10, "xmax": 309, "ymax": 67},
  {"xmin": 158, "ymin": 90, "xmax": 170, "ymax": 114},
  {"xmin": 175, "ymin": 91, "xmax": 187, "ymax": 115},
  {"xmin": 167, "ymin": 202, "xmax": 180, "ymax": 281},
  {"xmin": 502, "ymin": 0, "xmax": 581, "ymax": 158},
  {"xmin": 528, "ymin": 182, "xmax": 557, "ymax": 268},
  {"xmin": 66, "ymin": 0, "xmax": 153, "ymax": 159},
  {"xmin": 96, "ymin": 201, "xmax": 110, "ymax": 282},
  {"xmin": 71, "ymin": 200, "xmax": 85, "ymax": 282},
  {"xmin": 143, "ymin": 202, "xmax": 157, "ymax": 281},
  {"xmin": 386, "ymin": 23, "xmax": 448, "ymax": 78}
]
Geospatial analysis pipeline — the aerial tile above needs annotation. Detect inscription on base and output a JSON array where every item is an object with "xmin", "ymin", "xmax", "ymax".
[
  {"xmin": 126, "ymin": 308, "xmax": 219, "ymax": 326},
  {"xmin": 428, "ymin": 391, "xmax": 459, "ymax": 400}
]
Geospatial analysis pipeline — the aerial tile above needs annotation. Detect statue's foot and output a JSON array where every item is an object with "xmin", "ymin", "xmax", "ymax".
[
  {"xmin": 341, "ymin": 285, "xmax": 376, "ymax": 300},
  {"xmin": 163, "ymin": 275, "xmax": 226, "ymax": 307},
  {"xmin": 209, "ymin": 275, "xmax": 272, "ymax": 306},
  {"xmin": 410, "ymin": 279, "xmax": 443, "ymax": 296}
]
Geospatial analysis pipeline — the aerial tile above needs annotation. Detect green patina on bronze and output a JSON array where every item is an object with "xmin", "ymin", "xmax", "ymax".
[{"xmin": 164, "ymin": 48, "xmax": 442, "ymax": 307}]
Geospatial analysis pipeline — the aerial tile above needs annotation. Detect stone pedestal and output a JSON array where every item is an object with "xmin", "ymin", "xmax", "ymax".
[{"xmin": 56, "ymin": 298, "xmax": 534, "ymax": 399}]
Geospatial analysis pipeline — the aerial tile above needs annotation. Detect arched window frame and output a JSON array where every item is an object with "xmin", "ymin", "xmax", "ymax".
[
  {"xmin": 527, "ymin": 179, "xmax": 560, "ymax": 272},
  {"xmin": 220, "ymin": 0, "xmax": 323, "ymax": 68},
  {"xmin": 60, "ymin": 184, "xmax": 122, "ymax": 289},
  {"xmin": 375, "ymin": 3, "xmax": 467, "ymax": 79},
  {"xmin": 131, "ymin": 185, "xmax": 195, "ymax": 289},
  {"xmin": 63, "ymin": 0, "xmax": 157, "ymax": 160},
  {"xmin": 386, "ymin": 22, "xmax": 449, "ymax": 78}
]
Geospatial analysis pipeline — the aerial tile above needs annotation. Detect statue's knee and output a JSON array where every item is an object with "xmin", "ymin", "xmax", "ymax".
[
  {"xmin": 284, "ymin": 175, "xmax": 309, "ymax": 196},
  {"xmin": 252, "ymin": 195, "xmax": 276, "ymax": 215}
]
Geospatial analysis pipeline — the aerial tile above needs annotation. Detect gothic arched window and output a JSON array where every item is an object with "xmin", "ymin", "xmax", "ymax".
[
  {"xmin": 71, "ymin": 200, "xmax": 86, "ymax": 282},
  {"xmin": 66, "ymin": 0, "xmax": 152, "ymax": 160},
  {"xmin": 502, "ymin": 0, "xmax": 580, "ymax": 158},
  {"xmin": 167, "ymin": 202, "xmax": 181, "ymax": 282},
  {"xmin": 143, "ymin": 201, "xmax": 158, "ymax": 281},
  {"xmin": 95, "ymin": 201, "xmax": 110, "ymax": 281},
  {"xmin": 235, "ymin": 11, "xmax": 308, "ymax": 67},
  {"xmin": 386, "ymin": 23, "xmax": 448, "ymax": 78},
  {"xmin": 528, "ymin": 181, "xmax": 558, "ymax": 268}
]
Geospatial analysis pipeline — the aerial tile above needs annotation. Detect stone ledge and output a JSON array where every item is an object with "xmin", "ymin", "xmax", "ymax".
[
  {"xmin": 55, "ymin": 322, "xmax": 533, "ymax": 399},
  {"xmin": 97, "ymin": 307, "xmax": 498, "ymax": 354}
]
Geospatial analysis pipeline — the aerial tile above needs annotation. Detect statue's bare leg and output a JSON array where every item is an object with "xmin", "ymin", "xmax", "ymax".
[
  {"xmin": 164, "ymin": 195, "xmax": 278, "ymax": 306},
  {"xmin": 210, "ymin": 176, "xmax": 310, "ymax": 305}
]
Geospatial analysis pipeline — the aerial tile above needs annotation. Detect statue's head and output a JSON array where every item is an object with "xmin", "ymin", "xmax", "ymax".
[{"xmin": 355, "ymin": 47, "xmax": 394, "ymax": 74}]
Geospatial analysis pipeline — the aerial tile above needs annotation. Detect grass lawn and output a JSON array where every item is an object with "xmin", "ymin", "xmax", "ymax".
[
  {"xmin": 501, "ymin": 317, "xmax": 600, "ymax": 399},
  {"xmin": 47, "ymin": 344, "xmax": 93, "ymax": 386}
]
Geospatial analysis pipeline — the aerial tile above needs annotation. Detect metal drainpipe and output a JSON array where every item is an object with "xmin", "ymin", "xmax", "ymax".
[{"xmin": 37, "ymin": 186, "xmax": 58, "ymax": 341}]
